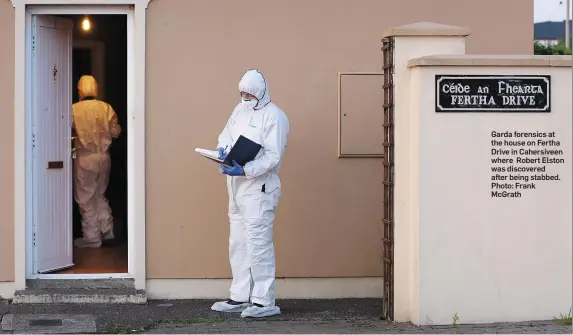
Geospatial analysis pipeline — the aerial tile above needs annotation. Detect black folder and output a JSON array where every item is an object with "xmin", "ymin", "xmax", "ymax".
[{"xmin": 222, "ymin": 135, "xmax": 262, "ymax": 168}]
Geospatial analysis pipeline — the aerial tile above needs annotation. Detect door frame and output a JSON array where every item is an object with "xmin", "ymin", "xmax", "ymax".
[
  {"xmin": 27, "ymin": 6, "xmax": 132, "ymax": 280},
  {"xmin": 11, "ymin": 0, "xmax": 151, "ymax": 290},
  {"xmin": 28, "ymin": 6, "xmax": 131, "ymax": 280}
]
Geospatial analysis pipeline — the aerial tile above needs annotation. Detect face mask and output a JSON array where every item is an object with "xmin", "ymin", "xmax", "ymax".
[{"xmin": 241, "ymin": 98, "xmax": 258, "ymax": 109}]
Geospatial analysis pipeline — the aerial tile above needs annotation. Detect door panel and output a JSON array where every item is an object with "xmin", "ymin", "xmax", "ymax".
[{"xmin": 32, "ymin": 15, "xmax": 74, "ymax": 274}]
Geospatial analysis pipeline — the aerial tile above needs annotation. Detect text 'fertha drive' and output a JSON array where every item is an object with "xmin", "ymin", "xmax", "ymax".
[{"xmin": 435, "ymin": 75, "xmax": 551, "ymax": 112}]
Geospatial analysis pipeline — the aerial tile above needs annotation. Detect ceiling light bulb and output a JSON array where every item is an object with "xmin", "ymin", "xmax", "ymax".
[{"xmin": 81, "ymin": 17, "xmax": 91, "ymax": 31}]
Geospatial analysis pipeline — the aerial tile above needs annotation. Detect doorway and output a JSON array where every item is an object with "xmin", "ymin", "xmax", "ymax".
[{"xmin": 25, "ymin": 9, "xmax": 130, "ymax": 279}]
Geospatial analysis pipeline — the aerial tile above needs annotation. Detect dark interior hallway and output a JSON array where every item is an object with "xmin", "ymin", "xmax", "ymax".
[
  {"xmin": 56, "ymin": 14, "xmax": 128, "ymax": 274},
  {"xmin": 68, "ymin": 14, "xmax": 128, "ymax": 243}
]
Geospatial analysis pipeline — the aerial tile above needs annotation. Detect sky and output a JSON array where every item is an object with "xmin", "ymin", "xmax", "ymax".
[{"xmin": 535, "ymin": 0, "xmax": 572, "ymax": 22}]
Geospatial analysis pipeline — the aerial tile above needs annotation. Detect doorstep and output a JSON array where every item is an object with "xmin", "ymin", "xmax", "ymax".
[{"xmin": 12, "ymin": 279, "xmax": 146, "ymax": 304}]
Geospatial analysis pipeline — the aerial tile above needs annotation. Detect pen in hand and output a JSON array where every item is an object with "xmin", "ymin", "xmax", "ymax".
[{"xmin": 218, "ymin": 145, "xmax": 228, "ymax": 160}]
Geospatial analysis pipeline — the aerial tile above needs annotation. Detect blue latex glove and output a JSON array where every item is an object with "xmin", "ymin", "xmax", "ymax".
[
  {"xmin": 220, "ymin": 160, "xmax": 244, "ymax": 176},
  {"xmin": 217, "ymin": 147, "xmax": 227, "ymax": 159}
]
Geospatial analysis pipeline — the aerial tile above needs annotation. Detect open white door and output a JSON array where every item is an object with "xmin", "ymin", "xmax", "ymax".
[{"xmin": 31, "ymin": 15, "xmax": 74, "ymax": 274}]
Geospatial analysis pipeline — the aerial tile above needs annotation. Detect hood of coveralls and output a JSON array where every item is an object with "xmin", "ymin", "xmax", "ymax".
[
  {"xmin": 78, "ymin": 75, "xmax": 99, "ymax": 99},
  {"xmin": 238, "ymin": 69, "xmax": 271, "ymax": 110}
]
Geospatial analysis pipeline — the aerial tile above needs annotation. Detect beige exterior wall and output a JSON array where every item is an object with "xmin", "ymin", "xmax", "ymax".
[
  {"xmin": 0, "ymin": 0, "xmax": 533, "ymax": 281},
  {"xmin": 145, "ymin": 0, "xmax": 533, "ymax": 279},
  {"xmin": 0, "ymin": 1, "xmax": 15, "ymax": 282}
]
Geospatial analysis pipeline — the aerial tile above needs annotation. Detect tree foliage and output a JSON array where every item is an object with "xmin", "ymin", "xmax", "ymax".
[{"xmin": 534, "ymin": 40, "xmax": 572, "ymax": 55}]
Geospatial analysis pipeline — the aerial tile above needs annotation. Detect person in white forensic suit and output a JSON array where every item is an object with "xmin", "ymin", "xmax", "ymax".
[
  {"xmin": 72, "ymin": 75, "xmax": 121, "ymax": 248},
  {"xmin": 211, "ymin": 69, "xmax": 290, "ymax": 318}
]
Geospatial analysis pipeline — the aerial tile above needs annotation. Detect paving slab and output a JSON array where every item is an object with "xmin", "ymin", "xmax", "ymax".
[{"xmin": 1, "ymin": 313, "xmax": 96, "ymax": 334}]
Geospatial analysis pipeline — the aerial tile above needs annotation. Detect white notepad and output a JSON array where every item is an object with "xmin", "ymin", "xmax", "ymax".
[{"xmin": 194, "ymin": 148, "xmax": 230, "ymax": 167}]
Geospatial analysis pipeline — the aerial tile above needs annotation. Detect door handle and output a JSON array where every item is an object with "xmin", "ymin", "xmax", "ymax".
[{"xmin": 71, "ymin": 137, "xmax": 77, "ymax": 159}]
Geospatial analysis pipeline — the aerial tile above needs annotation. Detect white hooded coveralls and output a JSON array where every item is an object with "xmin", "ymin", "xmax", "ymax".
[
  {"xmin": 217, "ymin": 69, "xmax": 290, "ymax": 307},
  {"xmin": 73, "ymin": 76, "xmax": 121, "ymax": 244}
]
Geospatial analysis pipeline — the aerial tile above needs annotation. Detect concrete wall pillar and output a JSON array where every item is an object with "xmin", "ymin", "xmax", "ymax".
[{"xmin": 383, "ymin": 22, "xmax": 470, "ymax": 323}]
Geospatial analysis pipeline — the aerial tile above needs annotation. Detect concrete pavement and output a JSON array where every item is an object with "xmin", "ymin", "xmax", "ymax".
[
  {"xmin": 144, "ymin": 320, "xmax": 571, "ymax": 334},
  {"xmin": 1, "ymin": 299, "xmax": 571, "ymax": 334}
]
